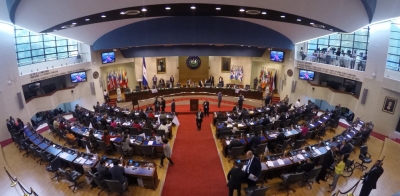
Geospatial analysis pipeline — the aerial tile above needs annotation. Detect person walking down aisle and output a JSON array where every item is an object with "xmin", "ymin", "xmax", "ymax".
[
  {"xmin": 203, "ymin": 100, "xmax": 210, "ymax": 117},
  {"xmin": 227, "ymin": 160, "xmax": 245, "ymax": 196},
  {"xmin": 359, "ymin": 160, "xmax": 384, "ymax": 196},
  {"xmin": 160, "ymin": 139, "xmax": 174, "ymax": 168},
  {"xmin": 196, "ymin": 109, "xmax": 204, "ymax": 131},
  {"xmin": 245, "ymin": 151, "xmax": 261, "ymax": 188},
  {"xmin": 218, "ymin": 92, "xmax": 222, "ymax": 108}
]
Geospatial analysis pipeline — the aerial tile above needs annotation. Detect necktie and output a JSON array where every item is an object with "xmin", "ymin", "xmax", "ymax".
[{"xmin": 247, "ymin": 157, "xmax": 253, "ymax": 173}]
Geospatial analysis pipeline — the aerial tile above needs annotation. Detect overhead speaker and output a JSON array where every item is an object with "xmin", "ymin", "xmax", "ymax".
[
  {"xmin": 360, "ymin": 88, "xmax": 368, "ymax": 105},
  {"xmin": 90, "ymin": 82, "xmax": 96, "ymax": 95},
  {"xmin": 291, "ymin": 81, "xmax": 297, "ymax": 93},
  {"xmin": 17, "ymin": 92, "xmax": 24, "ymax": 109}
]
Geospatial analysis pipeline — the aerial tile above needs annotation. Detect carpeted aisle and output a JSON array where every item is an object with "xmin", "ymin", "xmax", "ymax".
[{"xmin": 162, "ymin": 114, "xmax": 228, "ymax": 196}]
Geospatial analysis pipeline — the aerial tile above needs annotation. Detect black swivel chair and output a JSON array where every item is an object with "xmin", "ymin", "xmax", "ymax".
[
  {"xmin": 58, "ymin": 168, "xmax": 84, "ymax": 193},
  {"xmin": 104, "ymin": 180, "xmax": 128, "ymax": 195},
  {"xmin": 354, "ymin": 146, "xmax": 372, "ymax": 171},
  {"xmin": 290, "ymin": 139, "xmax": 305, "ymax": 150},
  {"xmin": 38, "ymin": 150, "xmax": 54, "ymax": 165},
  {"xmin": 276, "ymin": 138, "xmax": 291, "ymax": 153},
  {"xmin": 46, "ymin": 157, "xmax": 62, "ymax": 181},
  {"xmin": 114, "ymin": 143, "xmax": 130, "ymax": 158},
  {"xmin": 141, "ymin": 146, "xmax": 155, "ymax": 159},
  {"xmin": 89, "ymin": 171, "xmax": 108, "ymax": 195},
  {"xmin": 129, "ymin": 128, "xmax": 139, "ymax": 135},
  {"xmin": 245, "ymin": 185, "xmax": 270, "ymax": 196},
  {"xmin": 228, "ymin": 146, "xmax": 244, "ymax": 162},
  {"xmin": 302, "ymin": 166, "xmax": 322, "ymax": 189},
  {"xmin": 254, "ymin": 143, "xmax": 268, "ymax": 157},
  {"xmin": 97, "ymin": 140, "xmax": 112, "ymax": 155},
  {"xmin": 279, "ymin": 172, "xmax": 304, "ymax": 194}
]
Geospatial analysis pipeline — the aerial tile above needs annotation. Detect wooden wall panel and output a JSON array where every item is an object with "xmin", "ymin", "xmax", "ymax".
[{"xmin": 178, "ymin": 56, "xmax": 209, "ymax": 84}]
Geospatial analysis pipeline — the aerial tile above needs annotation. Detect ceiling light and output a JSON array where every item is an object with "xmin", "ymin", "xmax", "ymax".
[
  {"xmin": 310, "ymin": 22, "xmax": 314, "ymax": 25},
  {"xmin": 261, "ymin": 12, "xmax": 267, "ymax": 15},
  {"xmin": 297, "ymin": 18, "xmax": 301, "ymax": 21},
  {"xmin": 85, "ymin": 18, "xmax": 90, "ymax": 21},
  {"xmin": 101, "ymin": 15, "xmax": 106, "ymax": 18},
  {"xmin": 248, "ymin": 46, "xmax": 251, "ymax": 47},
  {"xmin": 216, "ymin": 7, "xmax": 221, "ymax": 10},
  {"xmin": 142, "ymin": 8, "xmax": 147, "ymax": 12},
  {"xmin": 53, "ymin": 29, "xmax": 57, "ymax": 32},
  {"xmin": 165, "ymin": 7, "xmax": 171, "ymax": 10},
  {"xmin": 330, "ymin": 29, "xmax": 333, "ymax": 31},
  {"xmin": 241, "ymin": 45, "xmax": 243, "ymax": 46},
  {"xmin": 120, "ymin": 11, "xmax": 125, "ymax": 15},
  {"xmin": 72, "ymin": 22, "xmax": 76, "ymax": 25},
  {"xmin": 61, "ymin": 26, "xmax": 65, "ymax": 29},
  {"xmin": 191, "ymin": 6, "xmax": 196, "ymax": 10},
  {"xmin": 281, "ymin": 15, "xmax": 285, "ymax": 18},
  {"xmin": 239, "ymin": 9, "xmax": 245, "ymax": 12}
]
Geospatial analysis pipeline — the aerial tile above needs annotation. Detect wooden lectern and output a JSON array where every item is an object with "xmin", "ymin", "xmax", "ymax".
[{"xmin": 190, "ymin": 99, "xmax": 198, "ymax": 111}]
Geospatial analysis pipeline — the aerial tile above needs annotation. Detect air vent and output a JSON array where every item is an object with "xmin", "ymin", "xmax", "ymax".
[
  {"xmin": 245, "ymin": 10, "xmax": 261, "ymax": 15},
  {"xmin": 124, "ymin": 10, "xmax": 140, "ymax": 15}
]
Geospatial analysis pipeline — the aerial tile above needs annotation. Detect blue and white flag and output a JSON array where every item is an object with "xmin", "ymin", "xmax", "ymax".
[{"xmin": 142, "ymin": 57, "xmax": 148, "ymax": 86}]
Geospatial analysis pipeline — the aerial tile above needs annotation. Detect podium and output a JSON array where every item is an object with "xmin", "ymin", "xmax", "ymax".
[{"xmin": 190, "ymin": 99, "xmax": 198, "ymax": 111}]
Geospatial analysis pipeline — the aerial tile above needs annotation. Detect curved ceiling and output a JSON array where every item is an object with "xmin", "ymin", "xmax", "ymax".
[{"xmin": 4, "ymin": 0, "xmax": 399, "ymax": 48}]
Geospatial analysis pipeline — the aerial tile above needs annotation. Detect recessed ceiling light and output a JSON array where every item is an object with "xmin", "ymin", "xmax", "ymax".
[
  {"xmin": 281, "ymin": 15, "xmax": 285, "ymax": 18},
  {"xmin": 261, "ymin": 12, "xmax": 267, "ymax": 15},
  {"xmin": 216, "ymin": 7, "xmax": 221, "ymax": 10},
  {"xmin": 53, "ymin": 29, "xmax": 57, "ymax": 32},
  {"xmin": 72, "ymin": 22, "xmax": 76, "ymax": 25},
  {"xmin": 209, "ymin": 44, "xmax": 212, "ymax": 45},
  {"xmin": 101, "ymin": 15, "xmax": 106, "ymax": 18},
  {"xmin": 191, "ymin": 6, "xmax": 196, "ymax": 9},
  {"xmin": 330, "ymin": 29, "xmax": 333, "ymax": 31},
  {"xmin": 239, "ymin": 9, "xmax": 245, "ymax": 12},
  {"xmin": 310, "ymin": 22, "xmax": 314, "ymax": 25},
  {"xmin": 142, "ymin": 8, "xmax": 147, "ymax": 12},
  {"xmin": 120, "ymin": 11, "xmax": 125, "ymax": 15},
  {"xmin": 297, "ymin": 18, "xmax": 301, "ymax": 21},
  {"xmin": 165, "ymin": 7, "xmax": 171, "ymax": 10},
  {"xmin": 61, "ymin": 26, "xmax": 65, "ymax": 29},
  {"xmin": 241, "ymin": 45, "xmax": 243, "ymax": 46},
  {"xmin": 248, "ymin": 46, "xmax": 251, "ymax": 47},
  {"xmin": 85, "ymin": 18, "xmax": 90, "ymax": 21}
]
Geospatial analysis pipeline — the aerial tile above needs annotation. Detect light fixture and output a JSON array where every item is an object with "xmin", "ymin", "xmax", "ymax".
[
  {"xmin": 61, "ymin": 26, "xmax": 66, "ymax": 29},
  {"xmin": 281, "ymin": 15, "xmax": 285, "ymax": 18},
  {"xmin": 165, "ymin": 7, "xmax": 171, "ymax": 10},
  {"xmin": 297, "ymin": 18, "xmax": 301, "ymax": 21},
  {"xmin": 120, "ymin": 11, "xmax": 125, "ymax": 15},
  {"xmin": 72, "ymin": 22, "xmax": 76, "ymax": 25},
  {"xmin": 310, "ymin": 22, "xmax": 314, "ymax": 25},
  {"xmin": 261, "ymin": 12, "xmax": 267, "ymax": 15},
  {"xmin": 241, "ymin": 45, "xmax": 243, "ymax": 46},
  {"xmin": 216, "ymin": 7, "xmax": 221, "ymax": 10},
  {"xmin": 191, "ymin": 6, "xmax": 196, "ymax": 10},
  {"xmin": 329, "ymin": 29, "xmax": 333, "ymax": 31},
  {"xmin": 53, "ymin": 29, "xmax": 58, "ymax": 32},
  {"xmin": 142, "ymin": 8, "xmax": 147, "ymax": 12},
  {"xmin": 101, "ymin": 15, "xmax": 106, "ymax": 18},
  {"xmin": 248, "ymin": 46, "xmax": 251, "ymax": 47},
  {"xmin": 239, "ymin": 9, "xmax": 245, "ymax": 12},
  {"xmin": 85, "ymin": 18, "xmax": 90, "ymax": 21}
]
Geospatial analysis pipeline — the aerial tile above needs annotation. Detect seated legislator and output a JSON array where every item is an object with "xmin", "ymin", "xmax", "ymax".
[
  {"xmin": 297, "ymin": 158, "xmax": 316, "ymax": 173},
  {"xmin": 147, "ymin": 111, "xmax": 155, "ymax": 119},
  {"xmin": 132, "ymin": 120, "xmax": 142, "ymax": 131},
  {"xmin": 109, "ymin": 159, "xmax": 127, "ymax": 184},
  {"xmin": 53, "ymin": 117, "xmax": 60, "ymax": 129},
  {"xmin": 228, "ymin": 135, "xmax": 243, "ymax": 152},
  {"xmin": 232, "ymin": 124, "xmax": 239, "ymax": 134},
  {"xmin": 97, "ymin": 159, "xmax": 112, "ymax": 181},
  {"xmin": 158, "ymin": 121, "xmax": 171, "ymax": 134},
  {"xmin": 139, "ymin": 109, "xmax": 147, "ymax": 119},
  {"xmin": 65, "ymin": 130, "xmax": 76, "ymax": 141},
  {"xmin": 110, "ymin": 119, "xmax": 117, "ymax": 129},
  {"xmin": 58, "ymin": 120, "xmax": 66, "ymax": 132},
  {"xmin": 121, "ymin": 135, "xmax": 132, "ymax": 153},
  {"xmin": 248, "ymin": 131, "xmax": 261, "ymax": 151},
  {"xmin": 146, "ymin": 104, "xmax": 153, "ymax": 112},
  {"xmin": 336, "ymin": 140, "xmax": 351, "ymax": 156},
  {"xmin": 102, "ymin": 130, "xmax": 116, "ymax": 146},
  {"xmin": 301, "ymin": 123, "xmax": 309, "ymax": 138},
  {"xmin": 100, "ymin": 115, "xmax": 108, "ymax": 127}
]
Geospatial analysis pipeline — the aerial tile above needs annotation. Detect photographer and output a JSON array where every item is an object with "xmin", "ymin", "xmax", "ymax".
[{"xmin": 359, "ymin": 160, "xmax": 384, "ymax": 196}]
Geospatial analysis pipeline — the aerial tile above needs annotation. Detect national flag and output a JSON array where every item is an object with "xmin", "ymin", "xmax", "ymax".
[
  {"xmin": 123, "ymin": 70, "xmax": 128, "ymax": 88},
  {"xmin": 107, "ymin": 71, "xmax": 114, "ymax": 90},
  {"xmin": 172, "ymin": 116, "xmax": 180, "ymax": 126},
  {"xmin": 113, "ymin": 70, "xmax": 117, "ymax": 88},
  {"xmin": 119, "ymin": 69, "xmax": 123, "ymax": 86},
  {"xmin": 142, "ymin": 57, "xmax": 148, "ymax": 86}
]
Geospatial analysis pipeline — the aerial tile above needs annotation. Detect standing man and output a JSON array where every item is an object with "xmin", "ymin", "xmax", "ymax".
[
  {"xmin": 103, "ymin": 90, "xmax": 109, "ymax": 103},
  {"xmin": 245, "ymin": 151, "xmax": 261, "ymax": 188},
  {"xmin": 196, "ymin": 109, "xmax": 204, "ymax": 131},
  {"xmin": 159, "ymin": 78, "xmax": 165, "ymax": 87},
  {"xmin": 316, "ymin": 146, "xmax": 337, "ymax": 184},
  {"xmin": 169, "ymin": 75, "xmax": 174, "ymax": 87},
  {"xmin": 159, "ymin": 139, "xmax": 174, "ymax": 168},
  {"xmin": 295, "ymin": 99, "xmax": 301, "ymax": 108},
  {"xmin": 227, "ymin": 160, "xmax": 245, "ymax": 196},
  {"xmin": 209, "ymin": 75, "xmax": 215, "ymax": 87},
  {"xmin": 171, "ymin": 99, "xmax": 176, "ymax": 113},
  {"xmin": 219, "ymin": 76, "xmax": 224, "ymax": 87},
  {"xmin": 253, "ymin": 77, "xmax": 258, "ymax": 90},
  {"xmin": 152, "ymin": 75, "xmax": 157, "ymax": 88},
  {"xmin": 203, "ymin": 100, "xmax": 210, "ymax": 117},
  {"xmin": 154, "ymin": 97, "xmax": 161, "ymax": 112},
  {"xmin": 238, "ymin": 93, "xmax": 244, "ymax": 110},
  {"xmin": 359, "ymin": 160, "xmax": 384, "ymax": 196},
  {"xmin": 218, "ymin": 92, "xmax": 222, "ymax": 108},
  {"xmin": 161, "ymin": 97, "xmax": 166, "ymax": 112},
  {"xmin": 265, "ymin": 93, "xmax": 271, "ymax": 106}
]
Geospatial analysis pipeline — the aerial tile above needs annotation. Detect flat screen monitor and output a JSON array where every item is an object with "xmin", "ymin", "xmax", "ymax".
[
  {"xmin": 101, "ymin": 51, "xmax": 115, "ymax": 64},
  {"xmin": 270, "ymin": 51, "xmax": 284, "ymax": 62},
  {"xmin": 299, "ymin": 70, "xmax": 315, "ymax": 81},
  {"xmin": 70, "ymin": 71, "xmax": 87, "ymax": 83}
]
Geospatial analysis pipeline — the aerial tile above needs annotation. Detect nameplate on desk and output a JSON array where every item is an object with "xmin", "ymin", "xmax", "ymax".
[
  {"xmin": 297, "ymin": 154, "xmax": 305, "ymax": 160},
  {"xmin": 148, "ymin": 141, "xmax": 154, "ymax": 145},
  {"xmin": 227, "ymin": 124, "xmax": 232, "ymax": 128},
  {"xmin": 267, "ymin": 161, "xmax": 274, "ymax": 167},
  {"xmin": 277, "ymin": 159, "xmax": 285, "ymax": 165},
  {"xmin": 110, "ymin": 138, "xmax": 116, "ymax": 142}
]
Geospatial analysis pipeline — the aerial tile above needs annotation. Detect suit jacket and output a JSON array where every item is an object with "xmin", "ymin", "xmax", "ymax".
[
  {"xmin": 232, "ymin": 106, "xmax": 237, "ymax": 112},
  {"xmin": 248, "ymin": 136, "xmax": 261, "ymax": 150},
  {"xmin": 363, "ymin": 166, "xmax": 384, "ymax": 189},
  {"xmin": 227, "ymin": 167, "xmax": 245, "ymax": 187},
  {"xmin": 161, "ymin": 100, "xmax": 166, "ymax": 108},
  {"xmin": 170, "ymin": 77, "xmax": 174, "ymax": 83},
  {"xmin": 152, "ymin": 77, "xmax": 157, "ymax": 82},
  {"xmin": 203, "ymin": 101, "xmax": 209, "ymax": 110},
  {"xmin": 196, "ymin": 112, "xmax": 204, "ymax": 121},
  {"xmin": 246, "ymin": 156, "xmax": 262, "ymax": 177},
  {"xmin": 154, "ymin": 100, "xmax": 160, "ymax": 108},
  {"xmin": 322, "ymin": 150, "xmax": 335, "ymax": 167},
  {"xmin": 262, "ymin": 118, "xmax": 271, "ymax": 126},
  {"xmin": 171, "ymin": 102, "xmax": 176, "ymax": 112},
  {"xmin": 228, "ymin": 139, "xmax": 242, "ymax": 151},
  {"xmin": 96, "ymin": 164, "xmax": 111, "ymax": 182},
  {"xmin": 198, "ymin": 81, "xmax": 203, "ymax": 87},
  {"xmin": 109, "ymin": 165, "xmax": 127, "ymax": 184},
  {"xmin": 6, "ymin": 122, "xmax": 13, "ymax": 130},
  {"xmin": 337, "ymin": 143, "xmax": 351, "ymax": 155},
  {"xmin": 265, "ymin": 96, "xmax": 271, "ymax": 105}
]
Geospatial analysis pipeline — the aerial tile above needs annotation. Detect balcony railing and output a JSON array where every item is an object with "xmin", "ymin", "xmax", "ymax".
[{"xmin": 298, "ymin": 52, "xmax": 367, "ymax": 71}]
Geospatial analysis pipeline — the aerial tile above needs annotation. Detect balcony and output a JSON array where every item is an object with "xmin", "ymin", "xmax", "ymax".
[{"xmin": 298, "ymin": 51, "xmax": 367, "ymax": 71}]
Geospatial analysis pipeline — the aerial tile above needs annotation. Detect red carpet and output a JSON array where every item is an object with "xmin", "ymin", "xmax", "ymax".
[{"xmin": 162, "ymin": 114, "xmax": 228, "ymax": 196}]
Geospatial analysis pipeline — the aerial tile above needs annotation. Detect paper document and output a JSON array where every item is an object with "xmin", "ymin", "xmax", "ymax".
[
  {"xmin": 314, "ymin": 149, "xmax": 322, "ymax": 155},
  {"xmin": 85, "ymin": 160, "xmax": 93, "ymax": 165},
  {"xmin": 75, "ymin": 157, "xmax": 83, "ymax": 163},
  {"xmin": 60, "ymin": 153, "xmax": 68, "ymax": 159},
  {"xmin": 226, "ymin": 141, "xmax": 231, "ymax": 145},
  {"xmin": 270, "ymin": 134, "xmax": 277, "ymax": 138},
  {"xmin": 148, "ymin": 141, "xmax": 154, "ymax": 145},
  {"xmin": 310, "ymin": 124, "xmax": 315, "ymax": 127},
  {"xmin": 248, "ymin": 174, "xmax": 258, "ymax": 181},
  {"xmin": 79, "ymin": 158, "xmax": 86, "ymax": 164},
  {"xmin": 238, "ymin": 124, "xmax": 244, "ymax": 127},
  {"xmin": 110, "ymin": 138, "xmax": 116, "ymax": 141},
  {"xmin": 267, "ymin": 161, "xmax": 274, "ymax": 167},
  {"xmin": 326, "ymin": 146, "xmax": 331, "ymax": 151},
  {"xmin": 297, "ymin": 154, "xmax": 305, "ymax": 160},
  {"xmin": 130, "ymin": 139, "xmax": 135, "ymax": 143},
  {"xmin": 318, "ymin": 121, "xmax": 322, "ymax": 123},
  {"xmin": 242, "ymin": 165, "xmax": 247, "ymax": 171},
  {"xmin": 277, "ymin": 159, "xmax": 285, "ymax": 165}
]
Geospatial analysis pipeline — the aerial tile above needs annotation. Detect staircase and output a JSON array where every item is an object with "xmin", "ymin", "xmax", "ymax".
[
  {"xmin": 271, "ymin": 95, "xmax": 280, "ymax": 104},
  {"xmin": 108, "ymin": 98, "xmax": 117, "ymax": 106}
]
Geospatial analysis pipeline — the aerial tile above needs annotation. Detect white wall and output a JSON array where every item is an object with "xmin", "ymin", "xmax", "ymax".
[
  {"xmin": 209, "ymin": 56, "xmax": 252, "ymax": 85},
  {"xmin": 134, "ymin": 57, "xmax": 179, "ymax": 85}
]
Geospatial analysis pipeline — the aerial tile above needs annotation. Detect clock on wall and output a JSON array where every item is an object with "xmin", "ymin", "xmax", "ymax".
[
  {"xmin": 287, "ymin": 69, "xmax": 293, "ymax": 77},
  {"xmin": 93, "ymin": 71, "xmax": 99, "ymax": 79},
  {"xmin": 186, "ymin": 56, "xmax": 201, "ymax": 69}
]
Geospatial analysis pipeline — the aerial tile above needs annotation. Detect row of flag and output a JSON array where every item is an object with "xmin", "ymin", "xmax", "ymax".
[
  {"xmin": 230, "ymin": 66, "xmax": 244, "ymax": 81},
  {"xmin": 259, "ymin": 68, "xmax": 277, "ymax": 92},
  {"xmin": 107, "ymin": 69, "xmax": 129, "ymax": 90}
]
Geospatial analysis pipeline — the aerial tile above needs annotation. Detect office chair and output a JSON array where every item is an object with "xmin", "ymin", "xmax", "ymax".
[
  {"xmin": 315, "ymin": 127, "xmax": 327, "ymax": 140},
  {"xmin": 64, "ymin": 137, "xmax": 77, "ymax": 148},
  {"xmin": 141, "ymin": 146, "xmax": 155, "ymax": 159},
  {"xmin": 254, "ymin": 143, "xmax": 267, "ymax": 156},
  {"xmin": 97, "ymin": 140, "xmax": 112, "ymax": 155},
  {"xmin": 253, "ymin": 125, "xmax": 263, "ymax": 133},
  {"xmin": 143, "ymin": 128, "xmax": 153, "ymax": 137},
  {"xmin": 303, "ymin": 132, "xmax": 313, "ymax": 145},
  {"xmin": 115, "ymin": 127, "xmax": 123, "ymax": 134},
  {"xmin": 282, "ymin": 120, "xmax": 291, "ymax": 128},
  {"xmin": 279, "ymin": 172, "xmax": 304, "ymax": 194},
  {"xmin": 156, "ymin": 129, "xmax": 166, "ymax": 138},
  {"xmin": 80, "ymin": 139, "xmax": 94, "ymax": 152},
  {"xmin": 58, "ymin": 168, "xmax": 84, "ymax": 193},
  {"xmin": 276, "ymin": 138, "xmax": 291, "ymax": 153},
  {"xmin": 302, "ymin": 166, "xmax": 322, "ymax": 189},
  {"xmin": 228, "ymin": 146, "xmax": 244, "ymax": 162},
  {"xmin": 355, "ymin": 146, "xmax": 372, "ymax": 171},
  {"xmin": 114, "ymin": 143, "xmax": 131, "ymax": 158},
  {"xmin": 98, "ymin": 124, "xmax": 105, "ymax": 131},
  {"xmin": 264, "ymin": 123, "xmax": 273, "ymax": 131},
  {"xmin": 17, "ymin": 139, "xmax": 29, "ymax": 156},
  {"xmin": 89, "ymin": 172, "xmax": 108, "ymax": 195},
  {"xmin": 46, "ymin": 157, "xmax": 62, "ymax": 181},
  {"xmin": 129, "ymin": 128, "xmax": 139, "ymax": 135},
  {"xmin": 245, "ymin": 185, "xmax": 270, "ymax": 196},
  {"xmin": 272, "ymin": 120, "xmax": 281, "ymax": 130},
  {"xmin": 104, "ymin": 180, "xmax": 128, "ymax": 195},
  {"xmin": 38, "ymin": 150, "xmax": 54, "ymax": 165},
  {"xmin": 290, "ymin": 139, "xmax": 305, "ymax": 150}
]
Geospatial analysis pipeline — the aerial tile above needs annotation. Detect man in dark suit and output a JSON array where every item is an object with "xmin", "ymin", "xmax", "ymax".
[
  {"xmin": 161, "ymin": 97, "xmax": 166, "ymax": 112},
  {"xmin": 96, "ymin": 159, "xmax": 111, "ymax": 182},
  {"xmin": 196, "ymin": 109, "xmax": 204, "ymax": 131},
  {"xmin": 265, "ymin": 93, "xmax": 271, "ymax": 106},
  {"xmin": 169, "ymin": 75, "xmax": 174, "ymax": 87},
  {"xmin": 109, "ymin": 160, "xmax": 127, "ymax": 184},
  {"xmin": 171, "ymin": 99, "xmax": 176, "ymax": 113},
  {"xmin": 262, "ymin": 117, "xmax": 271, "ymax": 127},
  {"xmin": 359, "ymin": 160, "xmax": 384, "ymax": 196},
  {"xmin": 154, "ymin": 97, "xmax": 161, "ymax": 112},
  {"xmin": 152, "ymin": 75, "xmax": 157, "ymax": 87},
  {"xmin": 219, "ymin": 76, "xmax": 224, "ymax": 87},
  {"xmin": 6, "ymin": 119, "xmax": 13, "ymax": 130},
  {"xmin": 203, "ymin": 100, "xmax": 210, "ymax": 117},
  {"xmin": 227, "ymin": 160, "xmax": 245, "ymax": 196},
  {"xmin": 245, "ymin": 151, "xmax": 261, "ymax": 188},
  {"xmin": 100, "ymin": 115, "xmax": 108, "ymax": 127},
  {"xmin": 232, "ymin": 103, "xmax": 238, "ymax": 112},
  {"xmin": 228, "ymin": 135, "xmax": 243, "ymax": 152},
  {"xmin": 238, "ymin": 93, "xmax": 244, "ymax": 110},
  {"xmin": 336, "ymin": 140, "xmax": 351, "ymax": 156},
  {"xmin": 316, "ymin": 146, "xmax": 337, "ymax": 183},
  {"xmin": 209, "ymin": 75, "xmax": 214, "ymax": 87},
  {"xmin": 146, "ymin": 104, "xmax": 153, "ymax": 112},
  {"xmin": 248, "ymin": 132, "xmax": 261, "ymax": 151},
  {"xmin": 139, "ymin": 109, "xmax": 146, "ymax": 120}
]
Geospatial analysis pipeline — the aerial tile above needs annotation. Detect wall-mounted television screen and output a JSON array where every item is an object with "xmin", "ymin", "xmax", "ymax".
[
  {"xmin": 299, "ymin": 69, "xmax": 315, "ymax": 81},
  {"xmin": 70, "ymin": 71, "xmax": 87, "ymax": 83},
  {"xmin": 101, "ymin": 51, "xmax": 115, "ymax": 64},
  {"xmin": 270, "ymin": 51, "xmax": 284, "ymax": 62}
]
